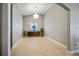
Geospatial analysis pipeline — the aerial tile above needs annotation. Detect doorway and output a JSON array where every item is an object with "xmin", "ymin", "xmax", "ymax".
[{"xmin": 11, "ymin": 3, "xmax": 70, "ymax": 56}]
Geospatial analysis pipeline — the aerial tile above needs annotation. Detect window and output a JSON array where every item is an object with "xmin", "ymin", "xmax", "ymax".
[{"xmin": 29, "ymin": 23, "xmax": 38, "ymax": 31}]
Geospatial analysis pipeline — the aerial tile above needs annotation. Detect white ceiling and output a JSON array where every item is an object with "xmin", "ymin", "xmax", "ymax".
[{"xmin": 15, "ymin": 3, "xmax": 53, "ymax": 15}]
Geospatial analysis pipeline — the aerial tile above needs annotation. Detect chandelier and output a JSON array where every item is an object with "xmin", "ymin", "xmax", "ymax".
[
  {"xmin": 33, "ymin": 6, "xmax": 39, "ymax": 19},
  {"xmin": 33, "ymin": 13, "xmax": 39, "ymax": 19}
]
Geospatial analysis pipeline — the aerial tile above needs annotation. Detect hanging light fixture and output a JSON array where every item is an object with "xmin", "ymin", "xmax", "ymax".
[
  {"xmin": 33, "ymin": 13, "xmax": 39, "ymax": 19},
  {"xmin": 33, "ymin": 6, "xmax": 39, "ymax": 19}
]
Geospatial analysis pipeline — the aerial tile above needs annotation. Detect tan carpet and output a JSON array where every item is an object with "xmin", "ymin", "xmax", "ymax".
[{"xmin": 12, "ymin": 37, "xmax": 69, "ymax": 56}]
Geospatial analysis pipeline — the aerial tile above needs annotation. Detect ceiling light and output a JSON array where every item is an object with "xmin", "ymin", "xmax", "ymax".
[
  {"xmin": 32, "ymin": 6, "xmax": 39, "ymax": 19},
  {"xmin": 33, "ymin": 13, "xmax": 39, "ymax": 19}
]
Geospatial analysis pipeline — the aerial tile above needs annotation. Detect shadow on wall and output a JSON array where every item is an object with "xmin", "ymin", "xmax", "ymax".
[{"xmin": 0, "ymin": 3, "xmax": 2, "ymax": 56}]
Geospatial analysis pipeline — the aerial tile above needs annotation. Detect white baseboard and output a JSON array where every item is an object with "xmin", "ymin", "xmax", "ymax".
[
  {"xmin": 70, "ymin": 50, "xmax": 79, "ymax": 55},
  {"xmin": 12, "ymin": 38, "xmax": 22, "ymax": 49},
  {"xmin": 45, "ymin": 37, "xmax": 67, "ymax": 49}
]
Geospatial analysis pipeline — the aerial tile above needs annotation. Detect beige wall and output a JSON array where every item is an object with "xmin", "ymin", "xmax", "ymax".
[
  {"xmin": 44, "ymin": 4, "xmax": 70, "ymax": 47},
  {"xmin": 12, "ymin": 4, "xmax": 23, "ymax": 45},
  {"xmin": 23, "ymin": 15, "xmax": 44, "ymax": 32}
]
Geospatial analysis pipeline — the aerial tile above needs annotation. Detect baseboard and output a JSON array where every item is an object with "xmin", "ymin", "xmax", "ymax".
[
  {"xmin": 12, "ymin": 38, "xmax": 22, "ymax": 49},
  {"xmin": 45, "ymin": 36, "xmax": 67, "ymax": 49},
  {"xmin": 70, "ymin": 50, "xmax": 79, "ymax": 55}
]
